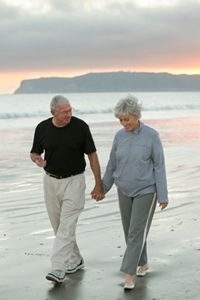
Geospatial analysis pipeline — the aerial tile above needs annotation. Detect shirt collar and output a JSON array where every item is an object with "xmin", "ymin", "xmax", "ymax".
[{"xmin": 132, "ymin": 120, "xmax": 143, "ymax": 134}]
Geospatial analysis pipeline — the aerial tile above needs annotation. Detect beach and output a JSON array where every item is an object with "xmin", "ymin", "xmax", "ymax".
[{"xmin": 0, "ymin": 116, "xmax": 200, "ymax": 300}]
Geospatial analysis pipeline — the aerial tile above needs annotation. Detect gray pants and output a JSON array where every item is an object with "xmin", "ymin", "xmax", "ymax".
[{"xmin": 118, "ymin": 189, "xmax": 157, "ymax": 275}]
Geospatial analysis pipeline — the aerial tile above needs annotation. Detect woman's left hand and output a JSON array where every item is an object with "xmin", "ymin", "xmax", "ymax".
[
  {"xmin": 91, "ymin": 183, "xmax": 105, "ymax": 201},
  {"xmin": 159, "ymin": 202, "xmax": 168, "ymax": 210}
]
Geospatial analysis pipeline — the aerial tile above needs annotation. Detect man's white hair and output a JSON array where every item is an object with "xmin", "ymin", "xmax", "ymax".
[{"xmin": 50, "ymin": 95, "xmax": 70, "ymax": 111}]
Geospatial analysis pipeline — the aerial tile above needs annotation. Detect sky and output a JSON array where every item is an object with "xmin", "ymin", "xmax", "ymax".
[{"xmin": 0, "ymin": 0, "xmax": 200, "ymax": 93}]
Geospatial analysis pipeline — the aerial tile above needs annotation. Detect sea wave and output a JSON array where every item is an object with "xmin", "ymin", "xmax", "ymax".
[
  {"xmin": 0, "ymin": 104, "xmax": 200, "ymax": 120},
  {"xmin": 0, "ymin": 111, "xmax": 49, "ymax": 120}
]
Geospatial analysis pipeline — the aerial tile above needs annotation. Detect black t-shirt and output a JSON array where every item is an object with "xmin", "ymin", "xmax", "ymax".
[{"xmin": 30, "ymin": 116, "xmax": 96, "ymax": 175}]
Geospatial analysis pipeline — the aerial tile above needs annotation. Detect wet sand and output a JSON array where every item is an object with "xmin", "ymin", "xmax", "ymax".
[{"xmin": 0, "ymin": 117, "xmax": 200, "ymax": 300}]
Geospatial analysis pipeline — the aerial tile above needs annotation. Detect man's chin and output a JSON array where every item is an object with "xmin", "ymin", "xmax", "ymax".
[{"xmin": 63, "ymin": 118, "xmax": 71, "ymax": 125}]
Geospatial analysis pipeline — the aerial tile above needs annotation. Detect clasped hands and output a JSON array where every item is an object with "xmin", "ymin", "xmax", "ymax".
[{"xmin": 91, "ymin": 183, "xmax": 105, "ymax": 201}]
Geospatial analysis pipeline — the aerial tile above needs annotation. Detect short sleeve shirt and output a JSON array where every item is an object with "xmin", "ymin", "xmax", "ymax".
[{"xmin": 30, "ymin": 116, "xmax": 96, "ymax": 175}]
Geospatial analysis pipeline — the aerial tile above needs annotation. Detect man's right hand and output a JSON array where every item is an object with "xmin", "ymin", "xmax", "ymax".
[
  {"xmin": 30, "ymin": 152, "xmax": 46, "ymax": 168},
  {"xmin": 91, "ymin": 183, "xmax": 105, "ymax": 201},
  {"xmin": 35, "ymin": 157, "xmax": 47, "ymax": 167}
]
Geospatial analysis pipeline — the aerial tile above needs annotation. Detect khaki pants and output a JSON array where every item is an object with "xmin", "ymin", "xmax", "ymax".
[{"xmin": 43, "ymin": 173, "xmax": 86, "ymax": 271}]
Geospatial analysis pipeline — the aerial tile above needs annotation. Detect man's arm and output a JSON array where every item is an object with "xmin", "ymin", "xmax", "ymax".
[
  {"xmin": 30, "ymin": 152, "xmax": 46, "ymax": 168},
  {"xmin": 87, "ymin": 151, "xmax": 104, "ymax": 201}
]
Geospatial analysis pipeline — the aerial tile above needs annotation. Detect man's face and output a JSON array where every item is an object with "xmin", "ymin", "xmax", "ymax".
[{"xmin": 52, "ymin": 103, "xmax": 72, "ymax": 126}]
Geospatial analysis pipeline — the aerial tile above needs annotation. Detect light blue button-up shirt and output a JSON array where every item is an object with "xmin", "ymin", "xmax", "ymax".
[{"xmin": 103, "ymin": 122, "xmax": 168, "ymax": 203}]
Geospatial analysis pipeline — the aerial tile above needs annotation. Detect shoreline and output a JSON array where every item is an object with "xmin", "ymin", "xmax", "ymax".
[{"xmin": 0, "ymin": 115, "xmax": 200, "ymax": 299}]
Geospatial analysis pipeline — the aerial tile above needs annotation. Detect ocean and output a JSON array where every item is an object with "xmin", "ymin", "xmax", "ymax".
[
  {"xmin": 1, "ymin": 90, "xmax": 200, "ymax": 230},
  {"xmin": 1, "ymin": 92, "xmax": 200, "ymax": 299},
  {"xmin": 0, "ymin": 91, "xmax": 200, "ymax": 129}
]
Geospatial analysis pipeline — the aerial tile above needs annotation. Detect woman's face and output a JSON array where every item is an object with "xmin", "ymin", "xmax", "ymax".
[{"xmin": 119, "ymin": 114, "xmax": 139, "ymax": 132}]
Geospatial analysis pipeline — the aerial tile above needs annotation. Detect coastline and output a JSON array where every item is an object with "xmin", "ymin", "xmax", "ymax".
[{"xmin": 0, "ymin": 116, "xmax": 200, "ymax": 299}]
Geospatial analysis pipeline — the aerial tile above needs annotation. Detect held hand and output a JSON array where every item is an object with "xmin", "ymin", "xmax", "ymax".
[
  {"xmin": 159, "ymin": 202, "xmax": 168, "ymax": 210},
  {"xmin": 91, "ymin": 190, "xmax": 105, "ymax": 201},
  {"xmin": 35, "ymin": 157, "xmax": 47, "ymax": 168},
  {"xmin": 91, "ymin": 183, "xmax": 105, "ymax": 201}
]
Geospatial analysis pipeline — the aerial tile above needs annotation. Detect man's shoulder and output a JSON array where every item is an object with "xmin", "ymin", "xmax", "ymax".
[
  {"xmin": 36, "ymin": 118, "xmax": 52, "ymax": 129},
  {"xmin": 71, "ymin": 116, "xmax": 89, "ymax": 128}
]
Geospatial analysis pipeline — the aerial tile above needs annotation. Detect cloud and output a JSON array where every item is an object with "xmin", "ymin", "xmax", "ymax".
[{"xmin": 0, "ymin": 0, "xmax": 200, "ymax": 73}]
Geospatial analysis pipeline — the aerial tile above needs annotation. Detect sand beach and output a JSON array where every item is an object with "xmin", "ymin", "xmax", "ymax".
[{"xmin": 0, "ymin": 116, "xmax": 200, "ymax": 300}]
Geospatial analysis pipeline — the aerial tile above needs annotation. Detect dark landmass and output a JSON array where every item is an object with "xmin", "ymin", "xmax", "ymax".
[{"xmin": 14, "ymin": 71, "xmax": 200, "ymax": 94}]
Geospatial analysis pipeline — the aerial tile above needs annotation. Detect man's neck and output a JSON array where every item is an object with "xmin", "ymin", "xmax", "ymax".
[{"xmin": 52, "ymin": 117, "xmax": 69, "ymax": 127}]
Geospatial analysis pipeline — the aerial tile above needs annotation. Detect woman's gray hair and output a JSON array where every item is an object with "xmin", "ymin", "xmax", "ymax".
[
  {"xmin": 50, "ymin": 95, "xmax": 70, "ymax": 111},
  {"xmin": 113, "ymin": 94, "xmax": 142, "ymax": 118}
]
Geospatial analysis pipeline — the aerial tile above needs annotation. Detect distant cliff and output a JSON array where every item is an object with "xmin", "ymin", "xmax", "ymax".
[{"xmin": 14, "ymin": 72, "xmax": 200, "ymax": 94}]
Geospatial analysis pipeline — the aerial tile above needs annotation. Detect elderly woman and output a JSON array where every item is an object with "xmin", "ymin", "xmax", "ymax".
[{"xmin": 102, "ymin": 95, "xmax": 168, "ymax": 290}]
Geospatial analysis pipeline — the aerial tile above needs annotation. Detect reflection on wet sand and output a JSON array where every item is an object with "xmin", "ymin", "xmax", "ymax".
[{"xmin": 0, "ymin": 116, "xmax": 200, "ymax": 299}]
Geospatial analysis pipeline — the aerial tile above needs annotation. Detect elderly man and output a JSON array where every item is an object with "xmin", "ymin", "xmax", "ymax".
[{"xmin": 30, "ymin": 95, "xmax": 103, "ymax": 283}]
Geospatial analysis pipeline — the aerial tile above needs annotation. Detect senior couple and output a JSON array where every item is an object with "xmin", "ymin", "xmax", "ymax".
[{"xmin": 30, "ymin": 94, "xmax": 168, "ymax": 290}]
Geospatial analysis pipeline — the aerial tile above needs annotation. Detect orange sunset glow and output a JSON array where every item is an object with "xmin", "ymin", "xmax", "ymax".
[
  {"xmin": 1, "ymin": 0, "xmax": 200, "ymax": 94},
  {"xmin": 1, "ymin": 67, "xmax": 200, "ymax": 94}
]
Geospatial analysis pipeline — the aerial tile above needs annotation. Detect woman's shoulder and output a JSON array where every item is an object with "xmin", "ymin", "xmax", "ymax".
[
  {"xmin": 141, "ymin": 123, "xmax": 159, "ymax": 136},
  {"xmin": 115, "ymin": 128, "xmax": 126, "ymax": 138}
]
